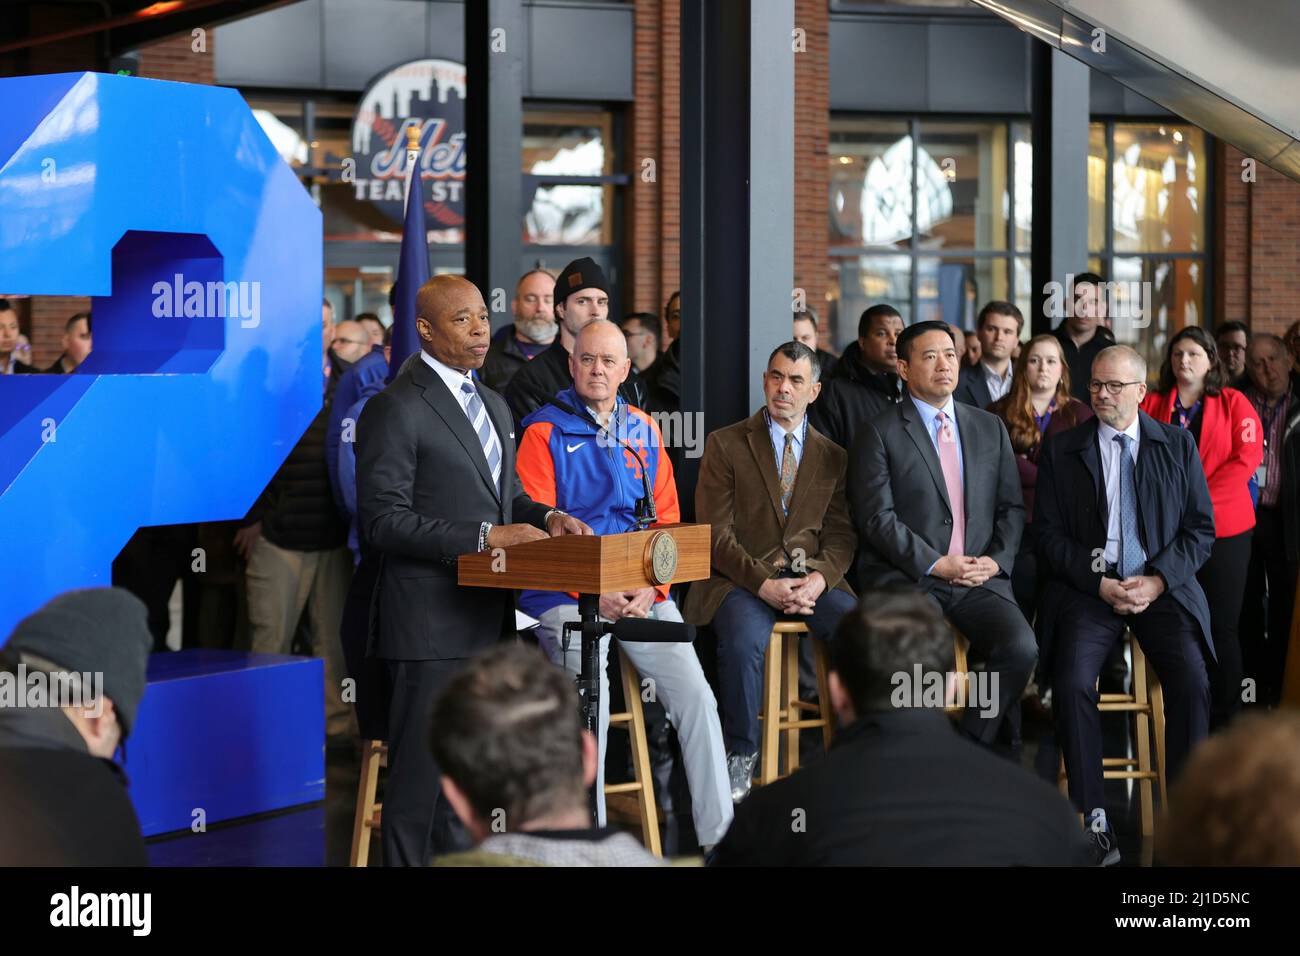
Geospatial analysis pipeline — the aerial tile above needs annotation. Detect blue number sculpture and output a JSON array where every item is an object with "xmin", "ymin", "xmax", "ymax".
[{"xmin": 0, "ymin": 72, "xmax": 322, "ymax": 634}]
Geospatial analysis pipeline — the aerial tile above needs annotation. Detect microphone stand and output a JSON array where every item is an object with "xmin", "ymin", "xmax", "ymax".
[{"xmin": 551, "ymin": 396, "xmax": 689, "ymax": 817}]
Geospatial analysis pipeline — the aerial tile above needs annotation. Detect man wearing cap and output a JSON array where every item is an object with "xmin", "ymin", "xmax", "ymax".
[
  {"xmin": 504, "ymin": 257, "xmax": 649, "ymax": 434},
  {"xmin": 0, "ymin": 588, "xmax": 153, "ymax": 865}
]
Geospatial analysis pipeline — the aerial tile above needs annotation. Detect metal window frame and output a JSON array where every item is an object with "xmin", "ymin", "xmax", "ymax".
[
  {"xmin": 1087, "ymin": 118, "xmax": 1215, "ymax": 327},
  {"xmin": 830, "ymin": 111, "xmax": 1028, "ymax": 327}
]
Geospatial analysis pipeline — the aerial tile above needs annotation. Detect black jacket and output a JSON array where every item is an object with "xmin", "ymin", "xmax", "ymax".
[
  {"xmin": 1033, "ymin": 412, "xmax": 1216, "ymax": 676},
  {"xmin": 710, "ymin": 710, "xmax": 1090, "ymax": 866},
  {"xmin": 807, "ymin": 341, "xmax": 903, "ymax": 450},
  {"xmin": 480, "ymin": 326, "xmax": 548, "ymax": 392},
  {"xmin": 356, "ymin": 354, "xmax": 552, "ymax": 660},
  {"xmin": 952, "ymin": 362, "xmax": 1003, "ymax": 410},
  {"xmin": 641, "ymin": 338, "xmax": 681, "ymax": 414},
  {"xmin": 504, "ymin": 340, "xmax": 649, "ymax": 436},
  {"xmin": 0, "ymin": 677, "xmax": 147, "ymax": 866},
  {"xmin": 243, "ymin": 353, "xmax": 349, "ymax": 552}
]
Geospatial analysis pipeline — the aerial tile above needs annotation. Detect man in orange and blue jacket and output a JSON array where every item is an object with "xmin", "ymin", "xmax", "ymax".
[{"xmin": 516, "ymin": 319, "xmax": 732, "ymax": 848}]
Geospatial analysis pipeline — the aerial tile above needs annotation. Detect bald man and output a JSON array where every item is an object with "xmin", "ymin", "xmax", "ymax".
[
  {"xmin": 356, "ymin": 274, "xmax": 591, "ymax": 866},
  {"xmin": 515, "ymin": 320, "xmax": 733, "ymax": 848},
  {"xmin": 330, "ymin": 319, "xmax": 370, "ymax": 366}
]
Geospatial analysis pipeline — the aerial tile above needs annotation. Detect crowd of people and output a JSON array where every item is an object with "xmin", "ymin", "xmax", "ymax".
[{"xmin": 3, "ymin": 266, "xmax": 1300, "ymax": 869}]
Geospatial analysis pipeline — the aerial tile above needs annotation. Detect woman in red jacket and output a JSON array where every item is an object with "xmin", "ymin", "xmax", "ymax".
[
  {"xmin": 1142, "ymin": 326, "xmax": 1263, "ymax": 729},
  {"xmin": 989, "ymin": 334, "xmax": 1093, "ymax": 622}
]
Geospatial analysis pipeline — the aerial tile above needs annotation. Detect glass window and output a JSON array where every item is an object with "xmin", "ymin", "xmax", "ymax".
[
  {"xmin": 1111, "ymin": 124, "xmax": 1205, "ymax": 254},
  {"xmin": 828, "ymin": 256, "xmax": 912, "ymax": 350},
  {"xmin": 917, "ymin": 121, "xmax": 1008, "ymax": 251},
  {"xmin": 829, "ymin": 115, "xmax": 1028, "ymax": 346},
  {"xmin": 523, "ymin": 111, "xmax": 613, "ymax": 246},
  {"xmin": 829, "ymin": 119, "xmax": 912, "ymax": 250},
  {"xmin": 1088, "ymin": 121, "xmax": 1209, "ymax": 377}
]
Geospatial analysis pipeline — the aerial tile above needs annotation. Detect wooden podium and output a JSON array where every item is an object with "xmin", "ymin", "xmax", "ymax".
[
  {"xmin": 459, "ymin": 523, "xmax": 712, "ymax": 841},
  {"xmin": 458, "ymin": 522, "xmax": 711, "ymax": 595}
]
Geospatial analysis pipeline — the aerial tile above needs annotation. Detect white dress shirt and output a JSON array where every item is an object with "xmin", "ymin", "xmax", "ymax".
[
  {"xmin": 421, "ymin": 350, "xmax": 503, "ymax": 450},
  {"xmin": 1097, "ymin": 416, "xmax": 1141, "ymax": 567},
  {"xmin": 981, "ymin": 361, "xmax": 1013, "ymax": 403}
]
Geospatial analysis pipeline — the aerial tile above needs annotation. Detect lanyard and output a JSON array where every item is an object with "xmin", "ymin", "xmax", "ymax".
[
  {"xmin": 762, "ymin": 408, "xmax": 807, "ymax": 457},
  {"xmin": 1033, "ymin": 401, "xmax": 1056, "ymax": 435},
  {"xmin": 1173, "ymin": 394, "xmax": 1201, "ymax": 431}
]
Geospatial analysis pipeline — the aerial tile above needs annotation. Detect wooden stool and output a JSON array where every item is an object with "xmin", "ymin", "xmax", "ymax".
[
  {"xmin": 602, "ymin": 652, "xmax": 662, "ymax": 857},
  {"xmin": 349, "ymin": 739, "xmax": 387, "ymax": 867},
  {"xmin": 757, "ymin": 621, "xmax": 835, "ymax": 786},
  {"xmin": 1057, "ymin": 633, "xmax": 1168, "ymax": 837},
  {"xmin": 945, "ymin": 632, "xmax": 971, "ymax": 716}
]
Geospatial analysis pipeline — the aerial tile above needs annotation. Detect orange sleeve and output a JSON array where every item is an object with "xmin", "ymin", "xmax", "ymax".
[{"xmin": 516, "ymin": 421, "xmax": 558, "ymax": 508}]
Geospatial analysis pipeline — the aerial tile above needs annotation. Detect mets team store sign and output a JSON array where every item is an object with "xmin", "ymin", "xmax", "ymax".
[{"xmin": 350, "ymin": 58, "xmax": 467, "ymax": 231}]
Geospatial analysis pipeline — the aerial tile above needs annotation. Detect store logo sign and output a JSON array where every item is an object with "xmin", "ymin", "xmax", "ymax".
[{"xmin": 351, "ymin": 59, "xmax": 467, "ymax": 234}]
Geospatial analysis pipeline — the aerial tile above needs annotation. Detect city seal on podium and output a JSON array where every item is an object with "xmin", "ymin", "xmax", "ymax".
[{"xmin": 645, "ymin": 530, "xmax": 679, "ymax": 586}]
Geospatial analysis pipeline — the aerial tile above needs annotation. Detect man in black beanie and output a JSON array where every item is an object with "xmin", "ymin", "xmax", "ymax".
[
  {"xmin": 0, "ymin": 588, "xmax": 153, "ymax": 865},
  {"xmin": 504, "ymin": 256, "xmax": 650, "ymax": 434}
]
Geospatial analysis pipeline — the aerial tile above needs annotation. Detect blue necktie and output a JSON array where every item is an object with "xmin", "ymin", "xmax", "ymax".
[
  {"xmin": 461, "ymin": 379, "xmax": 502, "ymax": 492},
  {"xmin": 1113, "ymin": 433, "xmax": 1146, "ymax": 578}
]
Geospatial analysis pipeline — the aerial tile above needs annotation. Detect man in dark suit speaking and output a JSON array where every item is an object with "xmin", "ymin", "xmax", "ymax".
[
  {"xmin": 848, "ymin": 320, "xmax": 1036, "ymax": 751},
  {"xmin": 356, "ymin": 275, "xmax": 590, "ymax": 866}
]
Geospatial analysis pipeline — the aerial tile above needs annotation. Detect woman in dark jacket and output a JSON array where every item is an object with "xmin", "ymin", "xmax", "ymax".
[
  {"xmin": 988, "ymin": 334, "xmax": 1093, "ymax": 622},
  {"xmin": 1141, "ymin": 326, "xmax": 1263, "ymax": 728}
]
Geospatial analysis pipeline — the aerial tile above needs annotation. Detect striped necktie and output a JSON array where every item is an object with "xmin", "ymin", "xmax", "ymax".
[{"xmin": 460, "ymin": 379, "xmax": 502, "ymax": 492}]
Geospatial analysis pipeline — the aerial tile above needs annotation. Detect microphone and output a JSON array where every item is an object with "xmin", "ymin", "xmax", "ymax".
[
  {"xmin": 545, "ymin": 396, "xmax": 657, "ymax": 529},
  {"xmin": 610, "ymin": 617, "xmax": 696, "ymax": 644}
]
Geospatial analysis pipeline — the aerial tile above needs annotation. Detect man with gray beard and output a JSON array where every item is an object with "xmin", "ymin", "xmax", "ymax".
[{"xmin": 480, "ymin": 269, "xmax": 558, "ymax": 392}]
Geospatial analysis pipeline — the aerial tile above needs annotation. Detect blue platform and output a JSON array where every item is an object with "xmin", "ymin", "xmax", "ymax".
[{"xmin": 125, "ymin": 650, "xmax": 325, "ymax": 838}]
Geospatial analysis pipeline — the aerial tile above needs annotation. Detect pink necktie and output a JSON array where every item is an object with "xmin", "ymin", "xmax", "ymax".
[{"xmin": 936, "ymin": 411, "xmax": 965, "ymax": 556}]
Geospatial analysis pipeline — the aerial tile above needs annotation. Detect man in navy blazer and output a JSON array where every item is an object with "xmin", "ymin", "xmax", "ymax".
[
  {"xmin": 849, "ymin": 321, "xmax": 1036, "ymax": 751},
  {"xmin": 1034, "ymin": 345, "xmax": 1215, "ymax": 866}
]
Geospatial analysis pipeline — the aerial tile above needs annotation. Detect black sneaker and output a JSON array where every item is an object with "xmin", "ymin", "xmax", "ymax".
[{"xmin": 1086, "ymin": 829, "xmax": 1121, "ymax": 867}]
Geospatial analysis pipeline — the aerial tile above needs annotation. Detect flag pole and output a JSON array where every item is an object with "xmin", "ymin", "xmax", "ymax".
[{"xmin": 403, "ymin": 123, "xmax": 421, "ymax": 209}]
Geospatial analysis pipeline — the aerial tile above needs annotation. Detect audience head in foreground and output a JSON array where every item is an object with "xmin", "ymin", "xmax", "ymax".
[
  {"xmin": 1159, "ymin": 712, "xmax": 1300, "ymax": 866},
  {"xmin": 0, "ymin": 588, "xmax": 153, "ymax": 865},
  {"xmin": 429, "ymin": 643, "xmax": 660, "ymax": 866},
  {"xmin": 709, "ymin": 590, "xmax": 1088, "ymax": 867}
]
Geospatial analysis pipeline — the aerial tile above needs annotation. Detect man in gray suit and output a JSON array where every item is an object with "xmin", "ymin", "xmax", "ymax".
[
  {"xmin": 848, "ymin": 320, "xmax": 1036, "ymax": 749},
  {"xmin": 356, "ymin": 275, "xmax": 590, "ymax": 866}
]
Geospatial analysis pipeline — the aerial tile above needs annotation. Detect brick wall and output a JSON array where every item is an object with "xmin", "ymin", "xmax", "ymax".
[
  {"xmin": 21, "ymin": 31, "xmax": 215, "ymax": 368},
  {"xmin": 1218, "ymin": 143, "xmax": 1300, "ymax": 337},
  {"xmin": 629, "ymin": 0, "xmax": 681, "ymax": 329},
  {"xmin": 794, "ymin": 0, "xmax": 830, "ymax": 349}
]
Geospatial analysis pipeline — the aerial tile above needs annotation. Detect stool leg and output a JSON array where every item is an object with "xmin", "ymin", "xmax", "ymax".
[
  {"xmin": 783, "ymin": 632, "xmax": 800, "ymax": 778},
  {"xmin": 813, "ymin": 636, "xmax": 835, "ymax": 748},
  {"xmin": 1149, "ymin": 669, "xmax": 1168, "ymax": 809},
  {"xmin": 350, "ymin": 740, "xmax": 382, "ymax": 867},
  {"xmin": 621, "ymin": 653, "xmax": 662, "ymax": 858},
  {"xmin": 1131, "ymin": 643, "xmax": 1155, "ymax": 838},
  {"xmin": 760, "ymin": 631, "xmax": 782, "ymax": 786}
]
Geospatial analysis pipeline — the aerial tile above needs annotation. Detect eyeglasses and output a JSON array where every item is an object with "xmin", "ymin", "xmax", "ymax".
[{"xmin": 1087, "ymin": 379, "xmax": 1142, "ymax": 396}]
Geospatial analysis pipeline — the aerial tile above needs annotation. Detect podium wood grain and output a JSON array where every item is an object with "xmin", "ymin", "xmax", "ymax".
[{"xmin": 458, "ymin": 523, "xmax": 711, "ymax": 593}]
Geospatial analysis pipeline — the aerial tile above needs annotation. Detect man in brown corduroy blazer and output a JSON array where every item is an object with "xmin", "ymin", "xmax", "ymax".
[{"xmin": 685, "ymin": 341, "xmax": 856, "ymax": 803}]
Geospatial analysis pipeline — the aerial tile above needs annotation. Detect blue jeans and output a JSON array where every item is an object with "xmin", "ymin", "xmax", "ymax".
[{"xmin": 712, "ymin": 585, "xmax": 857, "ymax": 756}]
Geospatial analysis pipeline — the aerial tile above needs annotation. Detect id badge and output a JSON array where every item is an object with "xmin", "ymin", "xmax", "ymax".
[{"xmin": 1256, "ymin": 463, "xmax": 1267, "ymax": 488}]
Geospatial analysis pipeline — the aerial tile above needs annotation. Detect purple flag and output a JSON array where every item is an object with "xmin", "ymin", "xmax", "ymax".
[{"xmin": 387, "ymin": 154, "xmax": 429, "ymax": 383}]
